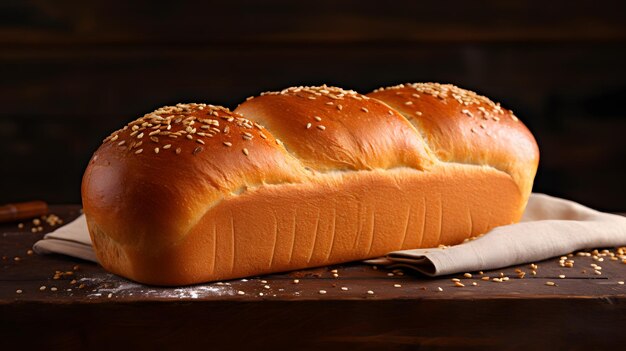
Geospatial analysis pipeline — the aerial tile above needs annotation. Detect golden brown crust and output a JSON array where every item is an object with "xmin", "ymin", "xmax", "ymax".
[
  {"xmin": 82, "ymin": 104, "xmax": 307, "ymax": 256},
  {"xmin": 367, "ymin": 83, "xmax": 539, "ymax": 202},
  {"xmin": 89, "ymin": 165, "xmax": 521, "ymax": 285},
  {"xmin": 82, "ymin": 84, "xmax": 540, "ymax": 286},
  {"xmin": 234, "ymin": 85, "xmax": 435, "ymax": 172}
]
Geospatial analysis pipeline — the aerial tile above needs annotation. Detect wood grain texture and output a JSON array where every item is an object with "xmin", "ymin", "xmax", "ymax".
[{"xmin": 2, "ymin": 206, "xmax": 626, "ymax": 350}]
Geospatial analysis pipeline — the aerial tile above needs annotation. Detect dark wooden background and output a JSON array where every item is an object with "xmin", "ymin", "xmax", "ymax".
[{"xmin": 1, "ymin": 0, "xmax": 625, "ymax": 210}]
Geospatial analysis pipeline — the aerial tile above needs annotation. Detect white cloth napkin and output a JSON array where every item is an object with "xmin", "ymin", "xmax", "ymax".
[
  {"xmin": 33, "ymin": 194, "xmax": 626, "ymax": 276},
  {"xmin": 365, "ymin": 193, "xmax": 626, "ymax": 275},
  {"xmin": 32, "ymin": 214, "xmax": 97, "ymax": 262}
]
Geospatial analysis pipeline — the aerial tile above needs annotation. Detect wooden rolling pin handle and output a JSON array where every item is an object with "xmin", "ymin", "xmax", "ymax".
[{"xmin": 0, "ymin": 201, "xmax": 49, "ymax": 223}]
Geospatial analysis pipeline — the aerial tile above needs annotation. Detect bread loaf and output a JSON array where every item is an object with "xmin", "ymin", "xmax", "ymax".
[{"xmin": 82, "ymin": 83, "xmax": 539, "ymax": 285}]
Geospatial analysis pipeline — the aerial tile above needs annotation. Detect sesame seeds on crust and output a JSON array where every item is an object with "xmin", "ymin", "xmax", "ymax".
[
  {"xmin": 374, "ymin": 82, "xmax": 518, "ymax": 123},
  {"xmin": 260, "ymin": 84, "xmax": 370, "ymax": 102},
  {"xmin": 102, "ymin": 103, "xmax": 267, "ymax": 157}
]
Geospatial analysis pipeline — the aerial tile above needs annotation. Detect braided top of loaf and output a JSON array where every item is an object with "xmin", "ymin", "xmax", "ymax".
[
  {"xmin": 367, "ymin": 83, "xmax": 538, "ymax": 199},
  {"xmin": 83, "ymin": 83, "xmax": 538, "ymax": 254}
]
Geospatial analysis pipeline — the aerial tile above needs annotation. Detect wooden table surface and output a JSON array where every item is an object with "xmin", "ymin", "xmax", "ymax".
[{"xmin": 2, "ymin": 206, "xmax": 626, "ymax": 350}]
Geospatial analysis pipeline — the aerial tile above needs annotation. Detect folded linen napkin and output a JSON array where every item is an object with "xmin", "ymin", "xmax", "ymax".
[
  {"xmin": 32, "ymin": 214, "xmax": 97, "ymax": 262},
  {"xmin": 33, "ymin": 194, "xmax": 626, "ymax": 276},
  {"xmin": 365, "ymin": 193, "xmax": 626, "ymax": 275}
]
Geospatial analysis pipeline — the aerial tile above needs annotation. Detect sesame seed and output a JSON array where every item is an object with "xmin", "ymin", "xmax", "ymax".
[
  {"xmin": 223, "ymin": 141, "xmax": 232, "ymax": 147},
  {"xmin": 242, "ymin": 148, "xmax": 249, "ymax": 156},
  {"xmin": 361, "ymin": 107, "xmax": 369, "ymax": 112},
  {"xmin": 341, "ymin": 287, "xmax": 348, "ymax": 291},
  {"xmin": 293, "ymin": 279, "xmax": 299, "ymax": 284},
  {"xmin": 463, "ymin": 273, "xmax": 472, "ymax": 278},
  {"xmin": 16, "ymin": 289, "xmax": 22, "ymax": 294},
  {"xmin": 163, "ymin": 144, "xmax": 171, "ymax": 149},
  {"xmin": 319, "ymin": 290, "xmax": 327, "ymax": 294},
  {"xmin": 135, "ymin": 149, "xmax": 143, "ymax": 154},
  {"xmin": 393, "ymin": 284, "xmax": 401, "ymax": 288},
  {"xmin": 559, "ymin": 274, "xmax": 565, "ymax": 279},
  {"xmin": 314, "ymin": 116, "xmax": 322, "ymax": 121},
  {"xmin": 332, "ymin": 273, "xmax": 339, "ymax": 278},
  {"xmin": 39, "ymin": 286, "xmax": 46, "ymax": 291},
  {"xmin": 196, "ymin": 139, "xmax": 205, "ymax": 144},
  {"xmin": 437, "ymin": 287, "xmax": 443, "ymax": 292},
  {"xmin": 619, "ymin": 281, "xmax": 624, "ymax": 285},
  {"xmin": 50, "ymin": 287, "xmax": 57, "ymax": 291},
  {"xmin": 451, "ymin": 278, "xmax": 460, "ymax": 282},
  {"xmin": 110, "ymin": 134, "xmax": 119, "ymax": 141},
  {"xmin": 415, "ymin": 111, "xmax": 423, "ymax": 116},
  {"xmin": 454, "ymin": 282, "xmax": 465, "ymax": 287},
  {"xmin": 137, "ymin": 132, "xmax": 144, "ymax": 139},
  {"xmin": 481, "ymin": 276, "xmax": 490, "ymax": 281},
  {"xmin": 404, "ymin": 101, "xmax": 413, "ymax": 105},
  {"xmin": 237, "ymin": 291, "xmax": 245, "ymax": 295},
  {"xmin": 175, "ymin": 148, "xmax": 182, "ymax": 154},
  {"xmin": 259, "ymin": 133, "xmax": 267, "ymax": 139},
  {"xmin": 337, "ymin": 104, "xmax": 343, "ymax": 111},
  {"xmin": 306, "ymin": 123, "xmax": 312, "ymax": 129},
  {"xmin": 546, "ymin": 281, "xmax": 556, "ymax": 286},
  {"xmin": 193, "ymin": 146, "xmax": 203, "ymax": 155},
  {"xmin": 317, "ymin": 125, "xmax": 326, "ymax": 131},
  {"xmin": 264, "ymin": 285, "xmax": 270, "ymax": 289},
  {"xmin": 367, "ymin": 290, "xmax": 374, "ymax": 295}
]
